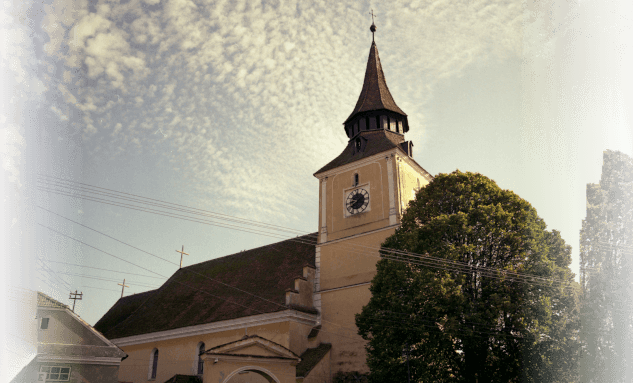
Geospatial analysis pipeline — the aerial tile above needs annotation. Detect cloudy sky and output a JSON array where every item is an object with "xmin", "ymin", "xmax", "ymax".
[{"xmin": 2, "ymin": 0, "xmax": 632, "ymax": 379}]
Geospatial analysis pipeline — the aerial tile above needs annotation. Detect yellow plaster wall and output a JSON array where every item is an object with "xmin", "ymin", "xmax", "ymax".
[
  {"xmin": 396, "ymin": 157, "xmax": 430, "ymax": 212},
  {"xmin": 117, "ymin": 322, "xmax": 290, "ymax": 383},
  {"xmin": 320, "ymin": 158, "xmax": 393, "ymax": 242},
  {"xmin": 202, "ymin": 360, "xmax": 296, "ymax": 383},
  {"xmin": 318, "ymin": 228, "xmax": 395, "ymax": 291},
  {"xmin": 288, "ymin": 320, "xmax": 320, "ymax": 359},
  {"xmin": 317, "ymin": 285, "xmax": 372, "ymax": 374}
]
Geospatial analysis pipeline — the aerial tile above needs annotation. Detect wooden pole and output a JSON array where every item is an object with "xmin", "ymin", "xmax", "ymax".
[{"xmin": 69, "ymin": 290, "xmax": 82, "ymax": 312}]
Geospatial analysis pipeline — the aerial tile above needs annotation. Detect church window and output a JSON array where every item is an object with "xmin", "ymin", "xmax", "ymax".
[
  {"xmin": 398, "ymin": 120, "xmax": 403, "ymax": 133},
  {"xmin": 360, "ymin": 118, "xmax": 367, "ymax": 131},
  {"xmin": 197, "ymin": 342, "xmax": 205, "ymax": 375},
  {"xmin": 369, "ymin": 116, "xmax": 377, "ymax": 130},
  {"xmin": 149, "ymin": 349, "xmax": 159, "ymax": 380},
  {"xmin": 381, "ymin": 115, "xmax": 389, "ymax": 130},
  {"xmin": 390, "ymin": 118, "xmax": 396, "ymax": 132},
  {"xmin": 354, "ymin": 173, "xmax": 359, "ymax": 186}
]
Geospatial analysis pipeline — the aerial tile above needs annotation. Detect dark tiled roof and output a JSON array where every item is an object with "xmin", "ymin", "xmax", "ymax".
[
  {"xmin": 163, "ymin": 375, "xmax": 202, "ymax": 383},
  {"xmin": 315, "ymin": 130, "xmax": 405, "ymax": 175},
  {"xmin": 96, "ymin": 234, "xmax": 316, "ymax": 339},
  {"xmin": 94, "ymin": 289, "xmax": 156, "ymax": 335},
  {"xmin": 37, "ymin": 292, "xmax": 68, "ymax": 309},
  {"xmin": 296, "ymin": 343, "xmax": 332, "ymax": 378},
  {"xmin": 345, "ymin": 42, "xmax": 406, "ymax": 124}
]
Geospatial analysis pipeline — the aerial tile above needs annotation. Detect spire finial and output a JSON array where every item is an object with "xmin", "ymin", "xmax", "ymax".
[{"xmin": 369, "ymin": 10, "xmax": 377, "ymax": 42}]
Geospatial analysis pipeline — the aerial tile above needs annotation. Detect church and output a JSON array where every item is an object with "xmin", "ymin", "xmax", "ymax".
[{"xmin": 95, "ymin": 25, "xmax": 433, "ymax": 383}]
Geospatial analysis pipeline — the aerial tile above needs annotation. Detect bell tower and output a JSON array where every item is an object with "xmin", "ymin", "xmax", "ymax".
[{"xmin": 311, "ymin": 22, "xmax": 433, "ymax": 375}]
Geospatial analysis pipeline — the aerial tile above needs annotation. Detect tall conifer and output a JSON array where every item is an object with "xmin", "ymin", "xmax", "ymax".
[{"xmin": 580, "ymin": 150, "xmax": 633, "ymax": 383}]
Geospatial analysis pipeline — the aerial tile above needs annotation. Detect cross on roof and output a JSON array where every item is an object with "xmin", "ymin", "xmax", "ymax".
[
  {"xmin": 176, "ymin": 245, "xmax": 189, "ymax": 269},
  {"xmin": 369, "ymin": 10, "xmax": 377, "ymax": 41}
]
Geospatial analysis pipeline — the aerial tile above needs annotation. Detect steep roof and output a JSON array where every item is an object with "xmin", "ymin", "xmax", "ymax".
[
  {"xmin": 314, "ymin": 129, "xmax": 405, "ymax": 175},
  {"xmin": 95, "ymin": 234, "xmax": 316, "ymax": 339},
  {"xmin": 296, "ymin": 343, "xmax": 332, "ymax": 378},
  {"xmin": 94, "ymin": 289, "xmax": 156, "ymax": 335},
  {"xmin": 37, "ymin": 292, "xmax": 69, "ymax": 309},
  {"xmin": 345, "ymin": 41, "xmax": 406, "ymax": 124}
]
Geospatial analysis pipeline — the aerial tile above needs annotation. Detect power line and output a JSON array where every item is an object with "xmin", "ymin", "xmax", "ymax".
[
  {"xmin": 37, "ymin": 184, "xmax": 577, "ymax": 290},
  {"xmin": 37, "ymin": 259, "xmax": 165, "ymax": 280},
  {"xmin": 36, "ymin": 220, "xmax": 363, "ymax": 340}
]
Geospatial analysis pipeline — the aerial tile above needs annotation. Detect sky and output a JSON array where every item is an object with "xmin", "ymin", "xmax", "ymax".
[{"xmin": 1, "ymin": 0, "xmax": 632, "ymax": 380}]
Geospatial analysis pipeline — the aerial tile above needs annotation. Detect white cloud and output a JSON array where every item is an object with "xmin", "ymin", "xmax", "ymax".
[{"xmin": 0, "ymin": 122, "xmax": 26, "ymax": 188}]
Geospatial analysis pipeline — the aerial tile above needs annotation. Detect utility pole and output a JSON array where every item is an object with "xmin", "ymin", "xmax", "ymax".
[
  {"xmin": 68, "ymin": 290, "xmax": 82, "ymax": 312},
  {"xmin": 118, "ymin": 279, "xmax": 129, "ymax": 298},
  {"xmin": 176, "ymin": 245, "xmax": 189, "ymax": 269}
]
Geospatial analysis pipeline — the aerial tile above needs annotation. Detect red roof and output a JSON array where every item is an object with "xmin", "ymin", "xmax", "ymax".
[{"xmin": 95, "ymin": 234, "xmax": 316, "ymax": 339}]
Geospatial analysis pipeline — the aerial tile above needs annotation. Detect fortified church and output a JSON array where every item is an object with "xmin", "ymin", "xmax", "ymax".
[{"xmin": 95, "ymin": 25, "xmax": 433, "ymax": 383}]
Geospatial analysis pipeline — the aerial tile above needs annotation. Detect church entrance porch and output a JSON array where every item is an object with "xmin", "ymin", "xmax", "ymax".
[{"xmin": 200, "ymin": 335, "xmax": 300, "ymax": 383}]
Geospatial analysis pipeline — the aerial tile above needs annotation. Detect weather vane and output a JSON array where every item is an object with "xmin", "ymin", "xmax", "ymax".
[{"xmin": 369, "ymin": 9, "xmax": 377, "ymax": 41}]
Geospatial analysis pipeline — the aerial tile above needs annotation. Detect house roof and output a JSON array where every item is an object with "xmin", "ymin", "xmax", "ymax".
[
  {"xmin": 95, "ymin": 233, "xmax": 316, "ymax": 339},
  {"xmin": 37, "ymin": 292, "xmax": 69, "ymax": 309},
  {"xmin": 296, "ymin": 343, "xmax": 332, "ymax": 378},
  {"xmin": 314, "ymin": 129, "xmax": 406, "ymax": 175},
  {"xmin": 344, "ymin": 41, "xmax": 406, "ymax": 124}
]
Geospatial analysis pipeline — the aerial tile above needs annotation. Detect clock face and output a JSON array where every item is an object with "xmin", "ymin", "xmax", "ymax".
[{"xmin": 346, "ymin": 188, "xmax": 369, "ymax": 215}]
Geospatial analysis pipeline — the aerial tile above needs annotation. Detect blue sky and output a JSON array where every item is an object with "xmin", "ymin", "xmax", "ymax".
[{"xmin": 1, "ymin": 0, "xmax": 632, "ymax": 379}]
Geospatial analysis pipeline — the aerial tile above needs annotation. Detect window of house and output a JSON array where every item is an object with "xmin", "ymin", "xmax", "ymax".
[
  {"xmin": 40, "ymin": 366, "xmax": 70, "ymax": 381},
  {"xmin": 197, "ymin": 342, "xmax": 205, "ymax": 375},
  {"xmin": 149, "ymin": 349, "xmax": 159, "ymax": 380},
  {"xmin": 40, "ymin": 318, "xmax": 49, "ymax": 329}
]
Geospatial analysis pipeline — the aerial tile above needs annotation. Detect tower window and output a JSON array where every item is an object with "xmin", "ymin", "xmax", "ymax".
[
  {"xmin": 390, "ymin": 118, "xmax": 396, "ymax": 131},
  {"xmin": 354, "ymin": 173, "xmax": 359, "ymax": 186},
  {"xmin": 360, "ymin": 118, "xmax": 367, "ymax": 131},
  {"xmin": 398, "ymin": 120, "xmax": 403, "ymax": 133},
  {"xmin": 355, "ymin": 138, "xmax": 362, "ymax": 152},
  {"xmin": 369, "ymin": 116, "xmax": 377, "ymax": 130},
  {"xmin": 353, "ymin": 123, "xmax": 358, "ymax": 136},
  {"xmin": 381, "ymin": 116, "xmax": 388, "ymax": 130}
]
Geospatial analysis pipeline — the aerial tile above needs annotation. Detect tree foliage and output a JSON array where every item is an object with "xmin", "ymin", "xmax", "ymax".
[
  {"xmin": 356, "ymin": 171, "xmax": 581, "ymax": 382},
  {"xmin": 580, "ymin": 150, "xmax": 633, "ymax": 383}
]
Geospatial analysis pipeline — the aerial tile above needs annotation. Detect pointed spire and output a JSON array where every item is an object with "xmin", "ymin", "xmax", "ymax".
[{"xmin": 344, "ymin": 41, "xmax": 406, "ymax": 125}]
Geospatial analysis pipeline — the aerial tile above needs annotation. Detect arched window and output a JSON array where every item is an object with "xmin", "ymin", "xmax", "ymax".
[
  {"xmin": 149, "ymin": 348, "xmax": 158, "ymax": 380},
  {"xmin": 197, "ymin": 342, "xmax": 205, "ymax": 375}
]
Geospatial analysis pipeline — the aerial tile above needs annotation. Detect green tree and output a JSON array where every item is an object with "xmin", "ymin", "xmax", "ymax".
[
  {"xmin": 356, "ymin": 171, "xmax": 581, "ymax": 383},
  {"xmin": 580, "ymin": 150, "xmax": 633, "ymax": 383}
]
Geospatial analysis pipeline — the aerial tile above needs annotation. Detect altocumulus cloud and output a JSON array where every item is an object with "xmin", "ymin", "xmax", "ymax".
[{"xmin": 35, "ymin": 0, "xmax": 524, "ymax": 221}]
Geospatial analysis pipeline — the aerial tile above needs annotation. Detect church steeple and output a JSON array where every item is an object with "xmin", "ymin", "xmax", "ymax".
[{"xmin": 343, "ymin": 25, "xmax": 409, "ymax": 138}]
